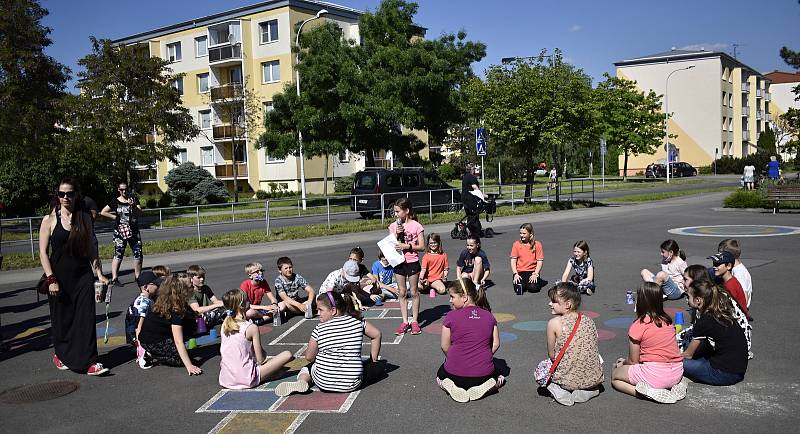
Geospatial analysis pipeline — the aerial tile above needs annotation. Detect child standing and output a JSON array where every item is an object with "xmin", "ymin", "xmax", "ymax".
[
  {"xmin": 138, "ymin": 274, "xmax": 203, "ymax": 375},
  {"xmin": 544, "ymin": 282, "xmax": 603, "ymax": 406},
  {"xmin": 388, "ymin": 198, "xmax": 425, "ymax": 336},
  {"xmin": 458, "ymin": 235, "xmax": 491, "ymax": 287},
  {"xmin": 611, "ymin": 282, "xmax": 686, "ymax": 403},
  {"xmin": 187, "ymin": 265, "xmax": 226, "ymax": 329},
  {"xmin": 509, "ymin": 223, "xmax": 544, "ymax": 294},
  {"xmin": 218, "ymin": 289, "xmax": 293, "ymax": 389},
  {"xmin": 708, "ymin": 251, "xmax": 751, "ymax": 320},
  {"xmin": 124, "ymin": 270, "xmax": 164, "ymax": 369},
  {"xmin": 717, "ymin": 239, "xmax": 753, "ymax": 307},
  {"xmin": 274, "ymin": 257, "xmax": 315, "ymax": 318},
  {"xmin": 437, "ymin": 278, "xmax": 503, "ymax": 403},
  {"xmin": 239, "ymin": 262, "xmax": 280, "ymax": 323},
  {"xmin": 682, "ymin": 279, "xmax": 748, "ymax": 385},
  {"xmin": 419, "ymin": 233, "xmax": 449, "ymax": 298},
  {"xmin": 640, "ymin": 239, "xmax": 687, "ymax": 300},
  {"xmin": 275, "ymin": 291, "xmax": 382, "ymax": 396},
  {"xmin": 559, "ymin": 241, "xmax": 595, "ymax": 295}
]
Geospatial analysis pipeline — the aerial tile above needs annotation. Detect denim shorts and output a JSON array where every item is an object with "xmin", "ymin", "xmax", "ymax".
[
  {"xmin": 661, "ymin": 278, "xmax": 684, "ymax": 300},
  {"xmin": 683, "ymin": 357, "xmax": 744, "ymax": 386}
]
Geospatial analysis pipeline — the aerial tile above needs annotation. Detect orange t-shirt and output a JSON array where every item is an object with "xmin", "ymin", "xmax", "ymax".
[
  {"xmin": 421, "ymin": 252, "xmax": 449, "ymax": 282},
  {"xmin": 509, "ymin": 240, "xmax": 543, "ymax": 272}
]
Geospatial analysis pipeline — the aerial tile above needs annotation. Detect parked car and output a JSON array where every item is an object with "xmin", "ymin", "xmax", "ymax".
[
  {"xmin": 350, "ymin": 168, "xmax": 461, "ymax": 218},
  {"xmin": 645, "ymin": 162, "xmax": 698, "ymax": 178}
]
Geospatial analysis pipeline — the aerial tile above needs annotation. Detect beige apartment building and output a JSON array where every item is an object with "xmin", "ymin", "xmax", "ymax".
[
  {"xmin": 614, "ymin": 49, "xmax": 772, "ymax": 175},
  {"xmin": 765, "ymin": 71, "xmax": 800, "ymax": 159},
  {"xmin": 114, "ymin": 0, "xmax": 407, "ymax": 196}
]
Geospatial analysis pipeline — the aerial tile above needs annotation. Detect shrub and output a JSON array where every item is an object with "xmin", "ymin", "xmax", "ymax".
[
  {"xmin": 335, "ymin": 176, "xmax": 354, "ymax": 193},
  {"xmin": 713, "ymin": 154, "xmax": 777, "ymax": 175},
  {"xmin": 158, "ymin": 192, "xmax": 172, "ymax": 207},
  {"xmin": 255, "ymin": 190, "xmax": 269, "ymax": 200},
  {"xmin": 165, "ymin": 162, "xmax": 230, "ymax": 205},
  {"xmin": 145, "ymin": 197, "xmax": 158, "ymax": 209},
  {"xmin": 723, "ymin": 190, "xmax": 765, "ymax": 208},
  {"xmin": 698, "ymin": 165, "xmax": 713, "ymax": 175},
  {"xmin": 194, "ymin": 178, "xmax": 230, "ymax": 204},
  {"xmin": 437, "ymin": 163, "xmax": 459, "ymax": 181}
]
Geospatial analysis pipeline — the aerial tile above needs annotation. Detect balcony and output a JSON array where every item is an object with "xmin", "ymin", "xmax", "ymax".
[
  {"xmin": 742, "ymin": 130, "xmax": 750, "ymax": 141},
  {"xmin": 133, "ymin": 168, "xmax": 158, "ymax": 183},
  {"xmin": 741, "ymin": 108, "xmax": 749, "ymax": 117},
  {"xmin": 766, "ymin": 113, "xmax": 773, "ymax": 122},
  {"xmin": 765, "ymin": 92, "xmax": 771, "ymax": 101},
  {"xmin": 133, "ymin": 133, "xmax": 156, "ymax": 144},
  {"xmin": 214, "ymin": 163, "xmax": 247, "ymax": 179},
  {"xmin": 756, "ymin": 110, "xmax": 763, "ymax": 120},
  {"xmin": 741, "ymin": 82, "xmax": 750, "ymax": 93},
  {"xmin": 210, "ymin": 83, "xmax": 243, "ymax": 101},
  {"xmin": 212, "ymin": 124, "xmax": 245, "ymax": 141},
  {"xmin": 756, "ymin": 89, "xmax": 763, "ymax": 98},
  {"xmin": 209, "ymin": 44, "xmax": 242, "ymax": 65}
]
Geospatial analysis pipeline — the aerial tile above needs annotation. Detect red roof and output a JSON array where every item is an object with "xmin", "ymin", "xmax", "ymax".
[{"xmin": 765, "ymin": 71, "xmax": 800, "ymax": 84}]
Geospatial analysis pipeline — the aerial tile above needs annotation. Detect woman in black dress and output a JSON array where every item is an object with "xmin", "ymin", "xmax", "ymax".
[{"xmin": 39, "ymin": 179, "xmax": 108, "ymax": 375}]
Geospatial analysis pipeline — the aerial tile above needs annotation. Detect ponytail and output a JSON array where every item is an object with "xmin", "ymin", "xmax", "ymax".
[
  {"xmin": 222, "ymin": 315, "xmax": 240, "ymax": 337},
  {"xmin": 448, "ymin": 278, "xmax": 491, "ymax": 312},
  {"xmin": 221, "ymin": 289, "xmax": 247, "ymax": 336},
  {"xmin": 394, "ymin": 198, "xmax": 416, "ymax": 221},
  {"xmin": 660, "ymin": 239, "xmax": 685, "ymax": 261},
  {"xmin": 688, "ymin": 280, "xmax": 734, "ymax": 325},
  {"xmin": 317, "ymin": 290, "xmax": 362, "ymax": 320}
]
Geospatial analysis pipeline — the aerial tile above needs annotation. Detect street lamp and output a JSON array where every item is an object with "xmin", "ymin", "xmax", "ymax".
[
  {"xmin": 664, "ymin": 64, "xmax": 694, "ymax": 183},
  {"xmin": 295, "ymin": 9, "xmax": 328, "ymax": 209}
]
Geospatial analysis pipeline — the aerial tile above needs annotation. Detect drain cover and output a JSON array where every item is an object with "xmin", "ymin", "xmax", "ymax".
[{"xmin": 0, "ymin": 381, "xmax": 79, "ymax": 404}]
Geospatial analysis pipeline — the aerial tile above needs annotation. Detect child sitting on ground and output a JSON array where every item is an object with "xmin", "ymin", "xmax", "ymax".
[
  {"xmin": 510, "ymin": 223, "xmax": 545, "ymax": 294},
  {"xmin": 151, "ymin": 264, "xmax": 171, "ymax": 278},
  {"xmin": 437, "ymin": 278, "xmax": 503, "ymax": 402},
  {"xmin": 275, "ymin": 291, "xmax": 382, "ymax": 396},
  {"xmin": 640, "ymin": 239, "xmax": 687, "ymax": 300},
  {"xmin": 239, "ymin": 262, "xmax": 280, "ymax": 324},
  {"xmin": 218, "ymin": 289, "xmax": 293, "ymax": 389},
  {"xmin": 559, "ymin": 241, "xmax": 595, "ymax": 295},
  {"xmin": 274, "ymin": 257, "xmax": 315, "ymax": 318},
  {"xmin": 611, "ymin": 282, "xmax": 686, "ymax": 403},
  {"xmin": 348, "ymin": 246, "xmax": 371, "ymax": 278},
  {"xmin": 682, "ymin": 279, "xmax": 748, "ymax": 385},
  {"xmin": 718, "ymin": 239, "xmax": 752, "ymax": 307},
  {"xmin": 543, "ymin": 282, "xmax": 603, "ymax": 406},
  {"xmin": 370, "ymin": 251, "xmax": 399, "ymax": 300},
  {"xmin": 708, "ymin": 251, "xmax": 751, "ymax": 320},
  {"xmin": 457, "ymin": 234, "xmax": 491, "ymax": 287},
  {"xmin": 419, "ymin": 233, "xmax": 449, "ymax": 298},
  {"xmin": 124, "ymin": 270, "xmax": 164, "ymax": 369},
  {"xmin": 187, "ymin": 265, "xmax": 227, "ymax": 329},
  {"xmin": 138, "ymin": 274, "xmax": 202, "ymax": 375}
]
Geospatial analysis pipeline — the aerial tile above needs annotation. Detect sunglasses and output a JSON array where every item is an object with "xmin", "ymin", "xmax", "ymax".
[
  {"xmin": 57, "ymin": 191, "xmax": 76, "ymax": 198},
  {"xmin": 119, "ymin": 188, "xmax": 128, "ymax": 192}
]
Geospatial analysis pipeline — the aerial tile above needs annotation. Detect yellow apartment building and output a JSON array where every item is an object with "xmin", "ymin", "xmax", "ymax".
[
  {"xmin": 114, "ymin": 0, "xmax": 411, "ymax": 196},
  {"xmin": 614, "ymin": 49, "xmax": 772, "ymax": 175}
]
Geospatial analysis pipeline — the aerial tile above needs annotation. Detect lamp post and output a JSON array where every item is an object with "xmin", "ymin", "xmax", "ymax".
[
  {"xmin": 664, "ymin": 64, "xmax": 694, "ymax": 183},
  {"xmin": 295, "ymin": 9, "xmax": 327, "ymax": 209}
]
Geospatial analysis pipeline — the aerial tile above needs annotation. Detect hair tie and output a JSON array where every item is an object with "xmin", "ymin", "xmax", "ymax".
[
  {"xmin": 225, "ymin": 309, "xmax": 234, "ymax": 317},
  {"xmin": 326, "ymin": 291, "xmax": 336, "ymax": 307}
]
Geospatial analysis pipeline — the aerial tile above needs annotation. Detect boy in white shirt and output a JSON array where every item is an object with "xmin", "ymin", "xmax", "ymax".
[{"xmin": 718, "ymin": 239, "xmax": 752, "ymax": 307}]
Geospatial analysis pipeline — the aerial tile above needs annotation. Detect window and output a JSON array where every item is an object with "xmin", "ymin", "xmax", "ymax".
[
  {"xmin": 177, "ymin": 148, "xmax": 188, "ymax": 164},
  {"xmin": 266, "ymin": 152, "xmax": 284, "ymax": 163},
  {"xmin": 259, "ymin": 19, "xmax": 279, "ymax": 44},
  {"xmin": 171, "ymin": 77, "xmax": 184, "ymax": 95},
  {"xmin": 230, "ymin": 67, "xmax": 242, "ymax": 84},
  {"xmin": 199, "ymin": 109, "xmax": 211, "ymax": 129},
  {"xmin": 166, "ymin": 42, "xmax": 182, "ymax": 62},
  {"xmin": 195, "ymin": 36, "xmax": 207, "ymax": 57},
  {"xmin": 338, "ymin": 150, "xmax": 349, "ymax": 162},
  {"xmin": 423, "ymin": 173, "xmax": 443, "ymax": 188},
  {"xmin": 262, "ymin": 60, "xmax": 280, "ymax": 83},
  {"xmin": 385, "ymin": 174, "xmax": 402, "ymax": 188},
  {"xmin": 402, "ymin": 174, "xmax": 419, "ymax": 187},
  {"xmin": 197, "ymin": 73, "xmax": 209, "ymax": 93},
  {"xmin": 263, "ymin": 101, "xmax": 274, "ymax": 117},
  {"xmin": 201, "ymin": 146, "xmax": 214, "ymax": 166}
]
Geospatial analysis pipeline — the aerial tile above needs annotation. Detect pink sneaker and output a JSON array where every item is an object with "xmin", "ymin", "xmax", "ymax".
[
  {"xmin": 86, "ymin": 363, "xmax": 109, "ymax": 376},
  {"xmin": 394, "ymin": 322, "xmax": 409, "ymax": 335},
  {"xmin": 410, "ymin": 322, "xmax": 422, "ymax": 335},
  {"xmin": 53, "ymin": 354, "xmax": 69, "ymax": 370}
]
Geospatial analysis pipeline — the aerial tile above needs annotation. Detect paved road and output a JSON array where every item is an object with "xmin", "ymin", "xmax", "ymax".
[
  {"xmin": 3, "ymin": 189, "xmax": 797, "ymax": 433},
  {"xmin": 0, "ymin": 176, "xmax": 738, "ymax": 256}
]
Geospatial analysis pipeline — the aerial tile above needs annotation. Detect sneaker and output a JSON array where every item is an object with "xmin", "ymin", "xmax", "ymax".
[
  {"xmin": 410, "ymin": 322, "xmax": 422, "ymax": 335},
  {"xmin": 394, "ymin": 322, "xmax": 409, "ymax": 335},
  {"xmin": 671, "ymin": 379, "xmax": 688, "ymax": 401},
  {"xmin": 635, "ymin": 381, "xmax": 678, "ymax": 404},
  {"xmin": 372, "ymin": 297, "xmax": 383, "ymax": 306},
  {"xmin": 86, "ymin": 363, "xmax": 109, "ymax": 376},
  {"xmin": 571, "ymin": 388, "xmax": 600, "ymax": 403},
  {"xmin": 53, "ymin": 354, "xmax": 69, "ymax": 371},
  {"xmin": 467, "ymin": 378, "xmax": 497, "ymax": 401},
  {"xmin": 547, "ymin": 383, "xmax": 574, "ymax": 406},
  {"xmin": 275, "ymin": 380, "xmax": 309, "ymax": 397},
  {"xmin": 138, "ymin": 352, "xmax": 155, "ymax": 370},
  {"xmin": 440, "ymin": 378, "xmax": 469, "ymax": 403},
  {"xmin": 110, "ymin": 278, "xmax": 123, "ymax": 287}
]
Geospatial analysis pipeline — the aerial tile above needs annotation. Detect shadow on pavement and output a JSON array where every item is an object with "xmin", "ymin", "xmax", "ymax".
[
  {"xmin": 0, "ymin": 314, "xmax": 52, "ymax": 362},
  {"xmin": 418, "ymin": 305, "xmax": 451, "ymax": 328}
]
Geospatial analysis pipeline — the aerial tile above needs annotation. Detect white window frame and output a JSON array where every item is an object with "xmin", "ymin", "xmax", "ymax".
[
  {"xmin": 338, "ymin": 150, "xmax": 349, "ymax": 163},
  {"xmin": 195, "ymin": 36, "xmax": 208, "ymax": 57},
  {"xmin": 199, "ymin": 109, "xmax": 211, "ymax": 129},
  {"xmin": 259, "ymin": 19, "xmax": 279, "ymax": 44},
  {"xmin": 201, "ymin": 146, "xmax": 214, "ymax": 166},
  {"xmin": 197, "ymin": 73, "xmax": 209, "ymax": 93},
  {"xmin": 171, "ymin": 77, "xmax": 184, "ymax": 95},
  {"xmin": 263, "ymin": 101, "xmax": 274, "ymax": 117},
  {"xmin": 166, "ymin": 42, "xmax": 182, "ymax": 62},
  {"xmin": 266, "ymin": 152, "xmax": 285, "ymax": 163},
  {"xmin": 177, "ymin": 148, "xmax": 188, "ymax": 164},
  {"xmin": 261, "ymin": 60, "xmax": 280, "ymax": 83}
]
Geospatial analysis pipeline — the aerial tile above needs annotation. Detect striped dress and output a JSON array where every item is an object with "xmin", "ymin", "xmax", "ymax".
[{"xmin": 311, "ymin": 315, "xmax": 365, "ymax": 392}]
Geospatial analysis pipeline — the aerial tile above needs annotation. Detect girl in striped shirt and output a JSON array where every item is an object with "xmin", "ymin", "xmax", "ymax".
[{"xmin": 276, "ymin": 291, "xmax": 382, "ymax": 395}]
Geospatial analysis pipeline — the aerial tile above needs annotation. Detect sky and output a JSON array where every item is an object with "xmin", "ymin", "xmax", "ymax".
[{"xmin": 41, "ymin": 0, "xmax": 800, "ymax": 92}]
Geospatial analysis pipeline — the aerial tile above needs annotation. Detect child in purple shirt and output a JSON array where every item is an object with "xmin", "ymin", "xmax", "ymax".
[{"xmin": 437, "ymin": 278, "xmax": 504, "ymax": 402}]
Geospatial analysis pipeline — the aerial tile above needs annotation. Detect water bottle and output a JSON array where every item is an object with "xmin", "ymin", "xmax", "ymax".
[
  {"xmin": 304, "ymin": 302, "xmax": 313, "ymax": 319},
  {"xmin": 273, "ymin": 309, "xmax": 282, "ymax": 326},
  {"xmin": 94, "ymin": 281, "xmax": 104, "ymax": 303},
  {"xmin": 626, "ymin": 290, "xmax": 634, "ymax": 305}
]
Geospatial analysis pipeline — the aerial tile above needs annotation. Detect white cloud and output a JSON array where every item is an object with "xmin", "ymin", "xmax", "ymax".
[
  {"xmin": 678, "ymin": 43, "xmax": 729, "ymax": 52},
  {"xmin": 569, "ymin": 24, "xmax": 582, "ymax": 32}
]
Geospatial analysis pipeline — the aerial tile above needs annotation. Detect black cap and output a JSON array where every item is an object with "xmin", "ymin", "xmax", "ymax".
[{"xmin": 137, "ymin": 270, "xmax": 164, "ymax": 287}]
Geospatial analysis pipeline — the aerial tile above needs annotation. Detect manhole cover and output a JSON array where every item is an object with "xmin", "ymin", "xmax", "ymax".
[{"xmin": 0, "ymin": 381, "xmax": 79, "ymax": 404}]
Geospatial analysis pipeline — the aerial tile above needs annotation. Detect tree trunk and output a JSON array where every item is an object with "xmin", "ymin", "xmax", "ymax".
[
  {"xmin": 623, "ymin": 151, "xmax": 629, "ymax": 181},
  {"xmin": 524, "ymin": 166, "xmax": 533, "ymax": 204}
]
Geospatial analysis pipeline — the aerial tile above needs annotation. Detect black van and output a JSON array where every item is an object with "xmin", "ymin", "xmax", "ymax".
[{"xmin": 350, "ymin": 168, "xmax": 461, "ymax": 218}]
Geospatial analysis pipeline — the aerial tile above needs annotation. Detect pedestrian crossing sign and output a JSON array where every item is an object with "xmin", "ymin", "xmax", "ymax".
[{"xmin": 475, "ymin": 128, "xmax": 487, "ymax": 156}]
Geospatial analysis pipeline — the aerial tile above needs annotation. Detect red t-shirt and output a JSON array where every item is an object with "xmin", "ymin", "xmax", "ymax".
[
  {"xmin": 509, "ymin": 240, "xmax": 543, "ymax": 272},
  {"xmin": 421, "ymin": 252, "xmax": 449, "ymax": 282},
  {"xmin": 239, "ymin": 279, "xmax": 271, "ymax": 305},
  {"xmin": 723, "ymin": 277, "xmax": 751, "ymax": 319},
  {"xmin": 628, "ymin": 315, "xmax": 682, "ymax": 363}
]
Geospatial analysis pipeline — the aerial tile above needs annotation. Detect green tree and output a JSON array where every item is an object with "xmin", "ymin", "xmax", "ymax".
[
  {"xmin": 594, "ymin": 73, "xmax": 665, "ymax": 179},
  {"xmin": 65, "ymin": 38, "xmax": 199, "ymax": 186},
  {"xmin": 757, "ymin": 125, "xmax": 777, "ymax": 155},
  {"xmin": 778, "ymin": 42, "xmax": 800, "ymax": 161},
  {"xmin": 164, "ymin": 162, "xmax": 229, "ymax": 205}
]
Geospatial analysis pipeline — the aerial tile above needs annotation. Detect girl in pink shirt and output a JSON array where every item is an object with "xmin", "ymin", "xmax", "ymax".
[
  {"xmin": 611, "ymin": 282, "xmax": 686, "ymax": 403},
  {"xmin": 388, "ymin": 198, "xmax": 425, "ymax": 336}
]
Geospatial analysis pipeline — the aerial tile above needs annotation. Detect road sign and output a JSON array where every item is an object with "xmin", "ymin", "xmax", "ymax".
[{"xmin": 475, "ymin": 128, "xmax": 487, "ymax": 156}]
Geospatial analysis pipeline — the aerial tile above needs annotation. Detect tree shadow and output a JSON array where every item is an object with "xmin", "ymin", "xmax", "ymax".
[
  {"xmin": 0, "ymin": 314, "xmax": 53, "ymax": 362},
  {"xmin": 0, "ymin": 299, "xmax": 48, "ymax": 315},
  {"xmin": 0, "ymin": 287, "xmax": 33, "ymax": 300},
  {"xmin": 417, "ymin": 304, "xmax": 451, "ymax": 328}
]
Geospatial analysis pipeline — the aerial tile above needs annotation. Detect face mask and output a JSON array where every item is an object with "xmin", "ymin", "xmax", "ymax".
[{"xmin": 253, "ymin": 274, "xmax": 264, "ymax": 283}]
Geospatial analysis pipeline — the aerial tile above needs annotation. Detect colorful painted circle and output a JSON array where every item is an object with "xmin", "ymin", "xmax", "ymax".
[
  {"xmin": 669, "ymin": 225, "xmax": 800, "ymax": 238},
  {"xmin": 499, "ymin": 332, "xmax": 518, "ymax": 343},
  {"xmin": 603, "ymin": 317, "xmax": 634, "ymax": 329},
  {"xmin": 493, "ymin": 313, "xmax": 516, "ymax": 323},
  {"xmin": 511, "ymin": 321, "xmax": 549, "ymax": 331},
  {"xmin": 596, "ymin": 329, "xmax": 616, "ymax": 341}
]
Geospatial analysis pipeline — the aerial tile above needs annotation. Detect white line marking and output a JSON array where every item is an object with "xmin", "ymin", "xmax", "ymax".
[
  {"xmin": 293, "ymin": 344, "xmax": 308, "ymax": 357},
  {"xmin": 196, "ymin": 389, "xmax": 228, "ymax": 413},
  {"xmin": 269, "ymin": 318, "xmax": 308, "ymax": 345},
  {"xmin": 339, "ymin": 390, "xmax": 361, "ymax": 413},
  {"xmin": 207, "ymin": 411, "xmax": 237, "ymax": 434},
  {"xmin": 284, "ymin": 412, "xmax": 309, "ymax": 434}
]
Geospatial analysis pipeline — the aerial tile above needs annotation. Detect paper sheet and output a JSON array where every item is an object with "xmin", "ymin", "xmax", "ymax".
[{"xmin": 377, "ymin": 234, "xmax": 405, "ymax": 267}]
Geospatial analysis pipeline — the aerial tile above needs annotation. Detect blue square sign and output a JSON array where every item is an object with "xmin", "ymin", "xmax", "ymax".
[{"xmin": 475, "ymin": 128, "xmax": 487, "ymax": 156}]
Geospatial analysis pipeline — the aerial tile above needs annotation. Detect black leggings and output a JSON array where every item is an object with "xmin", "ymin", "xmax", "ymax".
[
  {"xmin": 141, "ymin": 338, "xmax": 183, "ymax": 367},
  {"xmin": 515, "ymin": 271, "xmax": 548, "ymax": 293},
  {"xmin": 437, "ymin": 364, "xmax": 497, "ymax": 389}
]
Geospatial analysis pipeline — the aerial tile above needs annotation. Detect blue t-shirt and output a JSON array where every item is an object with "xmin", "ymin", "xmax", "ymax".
[
  {"xmin": 768, "ymin": 160, "xmax": 780, "ymax": 179},
  {"xmin": 457, "ymin": 250, "xmax": 490, "ymax": 273},
  {"xmin": 371, "ymin": 260, "xmax": 395, "ymax": 285}
]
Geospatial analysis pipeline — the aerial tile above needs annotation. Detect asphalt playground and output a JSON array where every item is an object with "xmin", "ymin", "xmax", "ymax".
[{"xmin": 1, "ymin": 191, "xmax": 799, "ymax": 433}]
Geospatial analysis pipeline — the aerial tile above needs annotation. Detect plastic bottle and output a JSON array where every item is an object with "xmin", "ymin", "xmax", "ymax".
[
  {"xmin": 273, "ymin": 309, "xmax": 282, "ymax": 326},
  {"xmin": 626, "ymin": 290, "xmax": 634, "ymax": 305}
]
